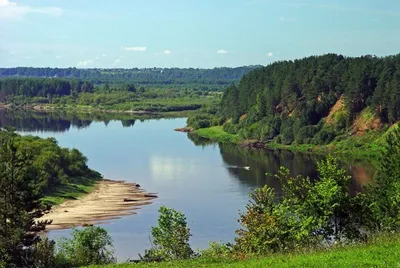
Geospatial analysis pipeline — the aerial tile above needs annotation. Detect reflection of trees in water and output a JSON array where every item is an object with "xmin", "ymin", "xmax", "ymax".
[
  {"xmin": 0, "ymin": 109, "xmax": 141, "ymax": 132},
  {"xmin": 203, "ymin": 141, "xmax": 374, "ymax": 196},
  {"xmin": 187, "ymin": 133, "xmax": 215, "ymax": 147},
  {"xmin": 218, "ymin": 143, "xmax": 321, "ymax": 195}
]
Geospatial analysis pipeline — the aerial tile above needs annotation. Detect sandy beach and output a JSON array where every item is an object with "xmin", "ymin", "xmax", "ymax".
[{"xmin": 40, "ymin": 179, "xmax": 157, "ymax": 230}]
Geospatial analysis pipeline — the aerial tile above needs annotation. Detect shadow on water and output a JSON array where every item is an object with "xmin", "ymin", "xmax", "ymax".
[{"xmin": 187, "ymin": 132, "xmax": 376, "ymax": 195}]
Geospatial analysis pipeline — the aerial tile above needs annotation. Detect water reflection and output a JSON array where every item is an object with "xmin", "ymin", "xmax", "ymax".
[
  {"xmin": 0, "ymin": 109, "xmax": 170, "ymax": 132},
  {"xmin": 187, "ymin": 133, "xmax": 375, "ymax": 194}
]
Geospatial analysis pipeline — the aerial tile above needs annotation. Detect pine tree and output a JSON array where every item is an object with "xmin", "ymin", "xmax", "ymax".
[{"xmin": 0, "ymin": 129, "xmax": 51, "ymax": 267}]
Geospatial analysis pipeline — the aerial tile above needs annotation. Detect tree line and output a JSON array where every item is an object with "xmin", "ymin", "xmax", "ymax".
[
  {"xmin": 0, "ymin": 66, "xmax": 260, "ymax": 89},
  {"xmin": 0, "ymin": 78, "xmax": 94, "ymax": 100}
]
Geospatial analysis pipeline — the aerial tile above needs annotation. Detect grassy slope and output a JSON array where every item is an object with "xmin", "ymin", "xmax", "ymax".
[
  {"xmin": 88, "ymin": 236, "xmax": 400, "ymax": 267},
  {"xmin": 195, "ymin": 126, "xmax": 240, "ymax": 143},
  {"xmin": 41, "ymin": 177, "xmax": 100, "ymax": 206}
]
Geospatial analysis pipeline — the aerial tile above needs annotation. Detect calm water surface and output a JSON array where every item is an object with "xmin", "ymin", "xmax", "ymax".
[{"xmin": 1, "ymin": 110, "xmax": 375, "ymax": 261}]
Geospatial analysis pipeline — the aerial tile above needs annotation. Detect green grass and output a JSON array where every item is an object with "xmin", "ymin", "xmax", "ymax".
[
  {"xmin": 88, "ymin": 235, "xmax": 400, "ymax": 267},
  {"xmin": 195, "ymin": 126, "xmax": 240, "ymax": 143},
  {"xmin": 41, "ymin": 177, "xmax": 100, "ymax": 206},
  {"xmin": 193, "ymin": 125, "xmax": 392, "ymax": 164}
]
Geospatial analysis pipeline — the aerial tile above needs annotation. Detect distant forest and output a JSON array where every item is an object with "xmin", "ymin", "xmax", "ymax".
[{"xmin": 0, "ymin": 66, "xmax": 261, "ymax": 90}]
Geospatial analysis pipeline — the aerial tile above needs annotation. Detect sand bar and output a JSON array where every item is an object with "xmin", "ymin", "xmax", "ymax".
[{"xmin": 40, "ymin": 179, "xmax": 157, "ymax": 230}]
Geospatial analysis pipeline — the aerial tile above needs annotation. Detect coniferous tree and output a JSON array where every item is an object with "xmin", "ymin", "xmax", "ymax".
[{"xmin": 0, "ymin": 129, "xmax": 50, "ymax": 267}]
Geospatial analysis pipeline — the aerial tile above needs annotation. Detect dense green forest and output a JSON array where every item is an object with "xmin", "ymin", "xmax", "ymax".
[
  {"xmin": 189, "ymin": 54, "xmax": 400, "ymax": 149},
  {"xmin": 0, "ymin": 77, "xmax": 219, "ymax": 112},
  {"xmin": 0, "ymin": 66, "xmax": 260, "ymax": 90}
]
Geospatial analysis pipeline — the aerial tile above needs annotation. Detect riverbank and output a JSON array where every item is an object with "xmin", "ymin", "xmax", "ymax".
[
  {"xmin": 40, "ymin": 179, "xmax": 157, "ymax": 230},
  {"xmin": 191, "ymin": 125, "xmax": 399, "ymax": 165},
  {"xmin": 0, "ymin": 103, "xmax": 198, "ymax": 118},
  {"xmin": 88, "ymin": 234, "xmax": 400, "ymax": 267}
]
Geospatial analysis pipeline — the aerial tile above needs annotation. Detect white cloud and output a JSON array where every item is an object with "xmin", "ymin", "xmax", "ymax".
[
  {"xmin": 217, "ymin": 49, "xmax": 229, "ymax": 55},
  {"xmin": 114, "ymin": 59, "xmax": 122, "ymax": 64},
  {"xmin": 122, "ymin": 46, "xmax": 147, "ymax": 52},
  {"xmin": 0, "ymin": 0, "xmax": 63, "ymax": 20},
  {"xmin": 102, "ymin": 53, "xmax": 107, "ymax": 57},
  {"xmin": 55, "ymin": 55, "xmax": 62, "ymax": 59},
  {"xmin": 266, "ymin": 52, "xmax": 273, "ymax": 57},
  {"xmin": 76, "ymin": 60, "xmax": 93, "ymax": 68},
  {"xmin": 163, "ymin": 50, "xmax": 172, "ymax": 55}
]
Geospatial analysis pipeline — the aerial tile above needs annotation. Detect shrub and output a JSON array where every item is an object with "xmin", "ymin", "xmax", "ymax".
[
  {"xmin": 187, "ymin": 113, "xmax": 214, "ymax": 129},
  {"xmin": 235, "ymin": 156, "xmax": 361, "ymax": 256},
  {"xmin": 57, "ymin": 226, "xmax": 115, "ymax": 267},
  {"xmin": 200, "ymin": 242, "xmax": 233, "ymax": 259},
  {"xmin": 223, "ymin": 122, "xmax": 237, "ymax": 134},
  {"xmin": 144, "ymin": 206, "xmax": 194, "ymax": 260}
]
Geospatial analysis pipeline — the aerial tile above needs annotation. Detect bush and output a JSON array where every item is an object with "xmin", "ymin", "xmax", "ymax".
[
  {"xmin": 200, "ymin": 242, "xmax": 233, "ymax": 259},
  {"xmin": 311, "ymin": 126, "xmax": 337, "ymax": 145},
  {"xmin": 57, "ymin": 226, "xmax": 115, "ymax": 267},
  {"xmin": 187, "ymin": 113, "xmax": 215, "ymax": 129},
  {"xmin": 222, "ymin": 122, "xmax": 237, "ymax": 134},
  {"xmin": 235, "ymin": 156, "xmax": 361, "ymax": 256},
  {"xmin": 145, "ymin": 206, "xmax": 193, "ymax": 260}
]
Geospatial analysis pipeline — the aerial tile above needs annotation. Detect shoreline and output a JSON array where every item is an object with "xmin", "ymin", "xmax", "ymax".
[
  {"xmin": 40, "ymin": 179, "xmax": 157, "ymax": 230},
  {"xmin": 190, "ymin": 126, "xmax": 383, "ymax": 166},
  {"xmin": 0, "ymin": 103, "xmax": 199, "ymax": 117}
]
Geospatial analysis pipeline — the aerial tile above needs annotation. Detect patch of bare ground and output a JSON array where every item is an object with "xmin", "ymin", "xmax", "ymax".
[
  {"xmin": 325, "ymin": 95, "xmax": 345, "ymax": 125},
  {"xmin": 40, "ymin": 179, "xmax": 157, "ymax": 230},
  {"xmin": 352, "ymin": 110, "xmax": 381, "ymax": 136}
]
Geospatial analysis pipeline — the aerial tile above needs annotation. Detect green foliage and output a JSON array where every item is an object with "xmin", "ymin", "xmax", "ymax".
[
  {"xmin": 0, "ymin": 66, "xmax": 259, "ymax": 90},
  {"xmin": 194, "ymin": 126, "xmax": 239, "ymax": 143},
  {"xmin": 358, "ymin": 126, "xmax": 400, "ymax": 232},
  {"xmin": 199, "ymin": 242, "xmax": 233, "ymax": 260},
  {"xmin": 0, "ymin": 129, "xmax": 54, "ymax": 267},
  {"xmin": 32, "ymin": 237, "xmax": 72, "ymax": 268},
  {"xmin": 215, "ymin": 53, "xmax": 400, "ymax": 146},
  {"xmin": 86, "ymin": 235, "xmax": 400, "ymax": 267},
  {"xmin": 235, "ymin": 156, "xmax": 360, "ymax": 256},
  {"xmin": 57, "ymin": 226, "xmax": 115, "ymax": 266},
  {"xmin": 145, "ymin": 206, "xmax": 193, "ymax": 260},
  {"xmin": 187, "ymin": 113, "xmax": 216, "ymax": 129}
]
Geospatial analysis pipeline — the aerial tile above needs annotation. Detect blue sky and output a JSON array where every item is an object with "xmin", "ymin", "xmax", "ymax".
[{"xmin": 1, "ymin": 0, "xmax": 399, "ymax": 68}]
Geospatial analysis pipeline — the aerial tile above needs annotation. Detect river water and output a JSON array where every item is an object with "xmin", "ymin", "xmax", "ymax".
[{"xmin": 0, "ymin": 110, "xmax": 375, "ymax": 261}]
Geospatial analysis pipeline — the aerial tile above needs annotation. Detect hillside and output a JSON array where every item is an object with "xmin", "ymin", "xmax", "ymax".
[{"xmin": 214, "ymin": 54, "xmax": 400, "ymax": 147}]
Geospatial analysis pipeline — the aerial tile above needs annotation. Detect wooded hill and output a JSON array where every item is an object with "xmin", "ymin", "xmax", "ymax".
[{"xmin": 218, "ymin": 54, "xmax": 400, "ymax": 145}]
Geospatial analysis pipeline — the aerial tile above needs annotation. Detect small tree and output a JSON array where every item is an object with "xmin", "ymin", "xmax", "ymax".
[
  {"xmin": 57, "ymin": 226, "xmax": 115, "ymax": 266},
  {"xmin": 145, "ymin": 206, "xmax": 193, "ymax": 260}
]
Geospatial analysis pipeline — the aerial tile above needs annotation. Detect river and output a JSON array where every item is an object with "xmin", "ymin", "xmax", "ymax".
[{"xmin": 0, "ymin": 109, "xmax": 375, "ymax": 261}]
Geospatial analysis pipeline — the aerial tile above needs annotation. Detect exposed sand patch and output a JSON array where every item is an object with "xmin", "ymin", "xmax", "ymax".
[
  {"xmin": 325, "ymin": 95, "xmax": 345, "ymax": 125},
  {"xmin": 352, "ymin": 109, "xmax": 381, "ymax": 136},
  {"xmin": 40, "ymin": 179, "xmax": 157, "ymax": 230}
]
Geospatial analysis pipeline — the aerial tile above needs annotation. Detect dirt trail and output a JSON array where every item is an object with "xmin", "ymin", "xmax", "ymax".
[{"xmin": 40, "ymin": 179, "xmax": 157, "ymax": 230}]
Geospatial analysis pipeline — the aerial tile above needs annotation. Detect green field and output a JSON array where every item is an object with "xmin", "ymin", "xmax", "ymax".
[
  {"xmin": 87, "ymin": 235, "xmax": 400, "ymax": 267},
  {"xmin": 195, "ymin": 126, "xmax": 240, "ymax": 144}
]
